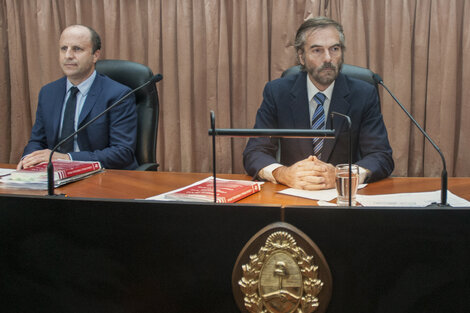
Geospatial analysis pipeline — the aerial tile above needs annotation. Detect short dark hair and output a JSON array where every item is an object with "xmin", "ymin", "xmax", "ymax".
[
  {"xmin": 294, "ymin": 17, "xmax": 346, "ymax": 69},
  {"xmin": 85, "ymin": 26, "xmax": 101, "ymax": 53},
  {"xmin": 66, "ymin": 25, "xmax": 102, "ymax": 53}
]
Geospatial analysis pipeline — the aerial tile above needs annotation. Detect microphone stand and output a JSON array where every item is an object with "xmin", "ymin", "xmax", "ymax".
[
  {"xmin": 211, "ymin": 111, "xmax": 217, "ymax": 203},
  {"xmin": 208, "ymin": 111, "xmax": 336, "ymax": 203},
  {"xmin": 331, "ymin": 112, "xmax": 352, "ymax": 206},
  {"xmin": 373, "ymin": 73, "xmax": 449, "ymax": 207},
  {"xmin": 47, "ymin": 73, "xmax": 163, "ymax": 196}
]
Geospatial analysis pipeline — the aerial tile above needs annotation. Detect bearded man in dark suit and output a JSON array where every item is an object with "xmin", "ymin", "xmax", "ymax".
[{"xmin": 243, "ymin": 17, "xmax": 394, "ymax": 190}]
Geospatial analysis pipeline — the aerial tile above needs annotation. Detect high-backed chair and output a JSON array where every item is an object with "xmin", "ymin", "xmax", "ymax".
[
  {"xmin": 96, "ymin": 59, "xmax": 159, "ymax": 171},
  {"xmin": 281, "ymin": 64, "xmax": 380, "ymax": 109}
]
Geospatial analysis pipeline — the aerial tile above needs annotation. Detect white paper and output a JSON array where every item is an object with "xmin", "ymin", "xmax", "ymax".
[
  {"xmin": 317, "ymin": 200, "xmax": 338, "ymax": 206},
  {"xmin": 0, "ymin": 168, "xmax": 102, "ymax": 190},
  {"xmin": 278, "ymin": 185, "xmax": 470, "ymax": 207},
  {"xmin": 0, "ymin": 168, "xmax": 15, "ymax": 177},
  {"xmin": 356, "ymin": 190, "xmax": 470, "ymax": 207},
  {"xmin": 278, "ymin": 184, "xmax": 367, "ymax": 201}
]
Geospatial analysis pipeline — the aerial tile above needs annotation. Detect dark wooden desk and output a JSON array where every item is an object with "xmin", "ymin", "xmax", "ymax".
[
  {"xmin": 2, "ymin": 164, "xmax": 470, "ymax": 205},
  {"xmin": 1, "ymin": 165, "xmax": 470, "ymax": 313}
]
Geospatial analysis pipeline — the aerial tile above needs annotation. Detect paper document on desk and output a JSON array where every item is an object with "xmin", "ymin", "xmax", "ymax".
[
  {"xmin": 279, "ymin": 184, "xmax": 367, "ymax": 201},
  {"xmin": 0, "ymin": 168, "xmax": 15, "ymax": 177},
  {"xmin": 0, "ymin": 161, "xmax": 102, "ymax": 190},
  {"xmin": 146, "ymin": 177, "xmax": 263, "ymax": 203},
  {"xmin": 356, "ymin": 190, "xmax": 470, "ymax": 207}
]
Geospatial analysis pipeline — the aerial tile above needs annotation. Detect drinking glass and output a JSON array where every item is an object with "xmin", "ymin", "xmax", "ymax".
[{"xmin": 335, "ymin": 164, "xmax": 359, "ymax": 206}]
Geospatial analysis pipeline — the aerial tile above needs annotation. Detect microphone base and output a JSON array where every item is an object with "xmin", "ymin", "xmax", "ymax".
[{"xmin": 426, "ymin": 202, "xmax": 451, "ymax": 208}]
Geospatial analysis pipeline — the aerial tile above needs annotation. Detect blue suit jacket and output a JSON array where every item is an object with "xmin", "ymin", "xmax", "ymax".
[
  {"xmin": 23, "ymin": 73, "xmax": 139, "ymax": 170},
  {"xmin": 243, "ymin": 71, "xmax": 394, "ymax": 182}
]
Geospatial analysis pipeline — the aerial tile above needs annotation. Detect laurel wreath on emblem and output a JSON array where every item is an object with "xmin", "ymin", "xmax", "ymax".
[{"xmin": 238, "ymin": 231, "xmax": 323, "ymax": 313}]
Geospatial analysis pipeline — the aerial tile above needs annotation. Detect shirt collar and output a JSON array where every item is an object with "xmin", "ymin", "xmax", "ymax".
[
  {"xmin": 66, "ymin": 70, "xmax": 97, "ymax": 95},
  {"xmin": 306, "ymin": 73, "xmax": 335, "ymax": 103}
]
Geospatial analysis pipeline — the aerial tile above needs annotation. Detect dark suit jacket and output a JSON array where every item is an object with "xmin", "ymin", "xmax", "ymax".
[
  {"xmin": 243, "ymin": 71, "xmax": 394, "ymax": 182},
  {"xmin": 23, "ymin": 73, "xmax": 138, "ymax": 169}
]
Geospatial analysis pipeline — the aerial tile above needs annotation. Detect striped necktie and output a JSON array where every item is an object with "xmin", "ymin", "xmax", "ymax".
[{"xmin": 312, "ymin": 92, "xmax": 326, "ymax": 158}]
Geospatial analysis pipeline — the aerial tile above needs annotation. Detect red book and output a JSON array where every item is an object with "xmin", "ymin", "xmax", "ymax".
[
  {"xmin": 160, "ymin": 177, "xmax": 263, "ymax": 203},
  {"xmin": 10, "ymin": 160, "xmax": 102, "ymax": 182}
]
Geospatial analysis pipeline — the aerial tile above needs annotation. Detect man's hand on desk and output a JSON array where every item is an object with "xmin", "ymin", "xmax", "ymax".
[
  {"xmin": 272, "ymin": 155, "xmax": 335, "ymax": 190},
  {"xmin": 17, "ymin": 149, "xmax": 71, "ymax": 170}
]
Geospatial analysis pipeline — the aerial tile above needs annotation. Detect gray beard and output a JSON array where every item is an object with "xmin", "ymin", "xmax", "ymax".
[{"xmin": 308, "ymin": 62, "xmax": 342, "ymax": 85}]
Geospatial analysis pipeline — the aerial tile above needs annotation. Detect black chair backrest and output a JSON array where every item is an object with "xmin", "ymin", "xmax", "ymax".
[{"xmin": 95, "ymin": 59, "xmax": 159, "ymax": 169}]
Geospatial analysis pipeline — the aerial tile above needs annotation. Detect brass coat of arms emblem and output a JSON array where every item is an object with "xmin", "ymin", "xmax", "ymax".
[{"xmin": 232, "ymin": 222, "xmax": 332, "ymax": 313}]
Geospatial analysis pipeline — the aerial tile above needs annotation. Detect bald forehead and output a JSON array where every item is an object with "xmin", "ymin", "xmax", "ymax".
[{"xmin": 60, "ymin": 25, "xmax": 92, "ymax": 42}]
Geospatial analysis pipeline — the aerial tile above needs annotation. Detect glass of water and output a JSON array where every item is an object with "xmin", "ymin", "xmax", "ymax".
[{"xmin": 335, "ymin": 164, "xmax": 359, "ymax": 206}]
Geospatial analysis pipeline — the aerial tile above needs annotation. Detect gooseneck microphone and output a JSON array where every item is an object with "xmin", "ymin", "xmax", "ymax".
[
  {"xmin": 47, "ymin": 73, "xmax": 163, "ymax": 196},
  {"xmin": 373, "ymin": 73, "xmax": 448, "ymax": 206}
]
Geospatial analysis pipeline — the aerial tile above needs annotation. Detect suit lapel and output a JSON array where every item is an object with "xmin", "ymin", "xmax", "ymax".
[
  {"xmin": 289, "ymin": 72, "xmax": 310, "ymax": 128},
  {"xmin": 78, "ymin": 74, "xmax": 102, "ymax": 126},
  {"xmin": 323, "ymin": 73, "xmax": 350, "ymax": 162},
  {"xmin": 288, "ymin": 72, "xmax": 314, "ymax": 157},
  {"xmin": 51, "ymin": 77, "xmax": 67, "ymax": 144}
]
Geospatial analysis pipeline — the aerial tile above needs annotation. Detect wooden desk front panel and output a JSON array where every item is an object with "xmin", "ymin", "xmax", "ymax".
[
  {"xmin": 0, "ymin": 195, "xmax": 281, "ymax": 313},
  {"xmin": 1, "ymin": 195, "xmax": 469, "ymax": 313}
]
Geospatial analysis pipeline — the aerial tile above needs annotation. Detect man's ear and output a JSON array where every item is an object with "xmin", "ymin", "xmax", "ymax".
[
  {"xmin": 297, "ymin": 50, "xmax": 305, "ymax": 66},
  {"xmin": 93, "ymin": 49, "xmax": 101, "ymax": 64}
]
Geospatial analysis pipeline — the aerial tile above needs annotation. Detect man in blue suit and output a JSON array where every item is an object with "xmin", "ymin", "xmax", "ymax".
[
  {"xmin": 18, "ymin": 25, "xmax": 138, "ymax": 170},
  {"xmin": 243, "ymin": 17, "xmax": 394, "ymax": 190}
]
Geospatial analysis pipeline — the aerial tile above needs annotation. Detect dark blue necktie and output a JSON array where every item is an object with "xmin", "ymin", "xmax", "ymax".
[
  {"xmin": 312, "ymin": 92, "xmax": 326, "ymax": 158},
  {"xmin": 59, "ymin": 86, "xmax": 79, "ymax": 153}
]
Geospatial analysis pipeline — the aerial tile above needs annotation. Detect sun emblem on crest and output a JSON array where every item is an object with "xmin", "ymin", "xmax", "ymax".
[{"xmin": 238, "ymin": 231, "xmax": 324, "ymax": 313}]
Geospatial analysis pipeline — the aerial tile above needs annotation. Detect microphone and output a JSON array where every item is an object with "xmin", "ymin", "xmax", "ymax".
[
  {"xmin": 47, "ymin": 73, "xmax": 163, "ymax": 196},
  {"xmin": 210, "ymin": 111, "xmax": 217, "ymax": 203},
  {"xmin": 331, "ymin": 111, "xmax": 353, "ymax": 206},
  {"xmin": 373, "ymin": 73, "xmax": 449, "ymax": 206},
  {"xmin": 208, "ymin": 111, "xmax": 336, "ymax": 203}
]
